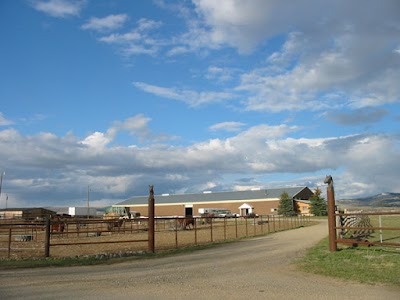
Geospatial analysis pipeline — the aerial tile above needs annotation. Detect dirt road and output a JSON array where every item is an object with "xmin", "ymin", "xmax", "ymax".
[{"xmin": 1, "ymin": 220, "xmax": 399, "ymax": 299}]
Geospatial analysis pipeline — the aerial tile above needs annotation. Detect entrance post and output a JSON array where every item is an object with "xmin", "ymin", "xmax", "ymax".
[
  {"xmin": 148, "ymin": 185, "xmax": 155, "ymax": 253},
  {"xmin": 324, "ymin": 175, "xmax": 337, "ymax": 252}
]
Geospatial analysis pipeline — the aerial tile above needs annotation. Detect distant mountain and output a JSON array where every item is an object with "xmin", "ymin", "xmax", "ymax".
[{"xmin": 337, "ymin": 193, "xmax": 400, "ymax": 208}]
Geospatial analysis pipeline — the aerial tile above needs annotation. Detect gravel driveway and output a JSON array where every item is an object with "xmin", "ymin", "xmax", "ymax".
[{"xmin": 1, "ymin": 220, "xmax": 399, "ymax": 300}]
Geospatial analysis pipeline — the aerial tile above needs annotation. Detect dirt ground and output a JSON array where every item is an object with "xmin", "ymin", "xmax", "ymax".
[
  {"xmin": 0, "ymin": 216, "xmax": 308, "ymax": 259},
  {"xmin": 1, "ymin": 220, "xmax": 399, "ymax": 300}
]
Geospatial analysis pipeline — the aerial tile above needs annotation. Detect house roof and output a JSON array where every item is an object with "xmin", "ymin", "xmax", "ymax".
[
  {"xmin": 114, "ymin": 186, "xmax": 312, "ymax": 207},
  {"xmin": 0, "ymin": 207, "xmax": 56, "ymax": 213}
]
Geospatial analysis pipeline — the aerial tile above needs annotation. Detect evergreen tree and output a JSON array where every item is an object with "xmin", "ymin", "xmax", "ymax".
[
  {"xmin": 277, "ymin": 192, "xmax": 296, "ymax": 216},
  {"xmin": 309, "ymin": 188, "xmax": 327, "ymax": 216}
]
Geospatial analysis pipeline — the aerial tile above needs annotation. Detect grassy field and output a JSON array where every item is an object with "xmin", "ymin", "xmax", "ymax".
[
  {"xmin": 298, "ymin": 238, "xmax": 400, "ymax": 286},
  {"xmin": 298, "ymin": 214, "xmax": 400, "ymax": 287}
]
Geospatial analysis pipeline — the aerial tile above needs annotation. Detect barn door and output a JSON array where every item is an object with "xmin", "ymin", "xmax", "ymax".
[
  {"xmin": 240, "ymin": 208, "xmax": 249, "ymax": 216},
  {"xmin": 185, "ymin": 207, "xmax": 193, "ymax": 217}
]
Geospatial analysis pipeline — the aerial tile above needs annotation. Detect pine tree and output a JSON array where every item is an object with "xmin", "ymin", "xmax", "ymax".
[
  {"xmin": 277, "ymin": 192, "xmax": 296, "ymax": 216},
  {"xmin": 309, "ymin": 188, "xmax": 327, "ymax": 216}
]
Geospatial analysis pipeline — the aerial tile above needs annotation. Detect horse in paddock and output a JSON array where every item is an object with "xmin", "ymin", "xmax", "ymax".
[
  {"xmin": 107, "ymin": 219, "xmax": 124, "ymax": 232},
  {"xmin": 51, "ymin": 216, "xmax": 65, "ymax": 233},
  {"xmin": 177, "ymin": 217, "xmax": 195, "ymax": 230},
  {"xmin": 200, "ymin": 213, "xmax": 215, "ymax": 224}
]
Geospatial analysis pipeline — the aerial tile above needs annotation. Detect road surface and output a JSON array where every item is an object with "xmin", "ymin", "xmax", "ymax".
[{"xmin": 1, "ymin": 220, "xmax": 399, "ymax": 299}]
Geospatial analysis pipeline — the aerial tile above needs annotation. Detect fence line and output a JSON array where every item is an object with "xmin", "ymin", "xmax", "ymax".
[
  {"xmin": 333, "ymin": 211, "xmax": 400, "ymax": 248},
  {"xmin": 0, "ymin": 215, "xmax": 312, "ymax": 259}
]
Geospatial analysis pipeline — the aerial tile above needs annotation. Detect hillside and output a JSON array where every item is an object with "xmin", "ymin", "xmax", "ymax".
[{"xmin": 337, "ymin": 193, "xmax": 400, "ymax": 208}]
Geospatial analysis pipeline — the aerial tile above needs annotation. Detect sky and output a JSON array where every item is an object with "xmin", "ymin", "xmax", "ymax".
[{"xmin": 0, "ymin": 0, "xmax": 399, "ymax": 208}]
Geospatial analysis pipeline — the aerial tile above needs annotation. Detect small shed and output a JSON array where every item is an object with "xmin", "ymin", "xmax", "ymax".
[
  {"xmin": 0, "ymin": 208, "xmax": 56, "ymax": 219},
  {"xmin": 238, "ymin": 203, "xmax": 254, "ymax": 216}
]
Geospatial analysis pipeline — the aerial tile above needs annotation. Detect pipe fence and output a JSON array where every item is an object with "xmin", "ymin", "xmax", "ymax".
[
  {"xmin": 334, "ymin": 211, "xmax": 400, "ymax": 248},
  {"xmin": 0, "ymin": 215, "xmax": 311, "ymax": 259}
]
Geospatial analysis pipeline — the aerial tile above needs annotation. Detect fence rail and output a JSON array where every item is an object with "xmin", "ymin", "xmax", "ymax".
[
  {"xmin": 333, "ymin": 211, "xmax": 400, "ymax": 248},
  {"xmin": 0, "ymin": 215, "xmax": 311, "ymax": 259}
]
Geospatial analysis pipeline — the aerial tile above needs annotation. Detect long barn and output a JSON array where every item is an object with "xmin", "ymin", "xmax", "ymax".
[{"xmin": 113, "ymin": 187, "xmax": 314, "ymax": 217}]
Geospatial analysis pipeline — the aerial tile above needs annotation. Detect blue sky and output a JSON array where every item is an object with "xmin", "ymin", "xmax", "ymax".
[{"xmin": 1, "ymin": 0, "xmax": 399, "ymax": 208}]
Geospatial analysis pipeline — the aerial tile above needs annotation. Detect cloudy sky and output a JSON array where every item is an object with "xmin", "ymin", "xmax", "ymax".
[{"xmin": 1, "ymin": 0, "xmax": 399, "ymax": 208}]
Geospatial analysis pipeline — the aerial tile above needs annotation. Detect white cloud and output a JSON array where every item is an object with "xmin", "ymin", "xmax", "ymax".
[
  {"xmin": 80, "ymin": 132, "xmax": 112, "ymax": 149},
  {"xmin": 1, "ymin": 120, "xmax": 399, "ymax": 205},
  {"xmin": 31, "ymin": 0, "xmax": 86, "ymax": 18},
  {"xmin": 327, "ymin": 107, "xmax": 388, "ymax": 125},
  {"xmin": 81, "ymin": 14, "xmax": 129, "ymax": 32},
  {"xmin": 133, "ymin": 82, "xmax": 236, "ymax": 107},
  {"xmin": 192, "ymin": 0, "xmax": 285, "ymax": 54},
  {"xmin": 99, "ymin": 31, "xmax": 141, "ymax": 43},
  {"xmin": 193, "ymin": 0, "xmax": 400, "ymax": 53},
  {"xmin": 166, "ymin": 46, "xmax": 190, "ymax": 56},
  {"xmin": 79, "ymin": 114, "xmax": 178, "ymax": 149},
  {"xmin": 0, "ymin": 113, "xmax": 14, "ymax": 126},
  {"xmin": 188, "ymin": 1, "xmax": 400, "ymax": 111},
  {"xmin": 110, "ymin": 1, "xmax": 399, "ymax": 114},
  {"xmin": 236, "ymin": 30, "xmax": 400, "ymax": 112},
  {"xmin": 110, "ymin": 114, "xmax": 152, "ymax": 142},
  {"xmin": 98, "ymin": 18, "xmax": 163, "ymax": 56},
  {"xmin": 209, "ymin": 122, "xmax": 245, "ymax": 132},
  {"xmin": 205, "ymin": 66, "xmax": 236, "ymax": 83}
]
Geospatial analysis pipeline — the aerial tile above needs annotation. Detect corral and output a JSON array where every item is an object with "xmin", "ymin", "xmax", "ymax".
[{"xmin": 0, "ymin": 215, "xmax": 311, "ymax": 259}]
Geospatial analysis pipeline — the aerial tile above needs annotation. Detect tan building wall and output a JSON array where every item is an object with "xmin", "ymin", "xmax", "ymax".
[
  {"xmin": 295, "ymin": 200, "xmax": 312, "ymax": 216},
  {"xmin": 0, "ymin": 210, "xmax": 23, "ymax": 219},
  {"xmin": 124, "ymin": 199, "xmax": 282, "ymax": 217}
]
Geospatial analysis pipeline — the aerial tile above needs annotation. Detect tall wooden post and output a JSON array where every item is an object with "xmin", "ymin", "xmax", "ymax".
[
  {"xmin": 148, "ymin": 185, "xmax": 155, "ymax": 253},
  {"xmin": 45, "ymin": 217, "xmax": 51, "ymax": 257},
  {"xmin": 325, "ymin": 175, "xmax": 337, "ymax": 252}
]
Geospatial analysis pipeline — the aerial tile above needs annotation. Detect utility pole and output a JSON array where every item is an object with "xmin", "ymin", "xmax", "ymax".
[{"xmin": 0, "ymin": 172, "xmax": 5, "ymax": 206}]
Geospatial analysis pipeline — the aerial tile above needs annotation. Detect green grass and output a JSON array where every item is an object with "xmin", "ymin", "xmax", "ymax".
[{"xmin": 298, "ymin": 238, "xmax": 400, "ymax": 287}]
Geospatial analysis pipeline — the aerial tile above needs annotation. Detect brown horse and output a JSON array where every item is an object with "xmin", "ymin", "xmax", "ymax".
[
  {"xmin": 107, "ymin": 219, "xmax": 124, "ymax": 232},
  {"xmin": 51, "ymin": 216, "xmax": 65, "ymax": 233},
  {"xmin": 177, "ymin": 217, "xmax": 195, "ymax": 230}
]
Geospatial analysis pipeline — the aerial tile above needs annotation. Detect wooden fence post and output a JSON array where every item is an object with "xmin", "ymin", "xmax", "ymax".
[
  {"xmin": 325, "ymin": 175, "xmax": 337, "ymax": 252},
  {"xmin": 175, "ymin": 218, "xmax": 178, "ymax": 248},
  {"xmin": 45, "ymin": 217, "xmax": 51, "ymax": 257},
  {"xmin": 223, "ymin": 217, "xmax": 227, "ymax": 240},
  {"xmin": 148, "ymin": 185, "xmax": 155, "ymax": 253},
  {"xmin": 8, "ymin": 228, "xmax": 12, "ymax": 258},
  {"xmin": 235, "ymin": 216, "xmax": 238, "ymax": 238},
  {"xmin": 194, "ymin": 218, "xmax": 197, "ymax": 245},
  {"xmin": 210, "ymin": 217, "xmax": 213, "ymax": 242}
]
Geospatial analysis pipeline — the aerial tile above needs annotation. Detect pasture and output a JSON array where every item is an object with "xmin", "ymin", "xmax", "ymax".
[
  {"xmin": 299, "ymin": 213, "xmax": 400, "ymax": 286},
  {"xmin": 0, "ymin": 215, "xmax": 311, "ymax": 259}
]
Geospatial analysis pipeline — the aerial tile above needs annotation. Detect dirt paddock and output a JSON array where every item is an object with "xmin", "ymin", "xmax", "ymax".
[{"xmin": 0, "ymin": 216, "xmax": 311, "ymax": 259}]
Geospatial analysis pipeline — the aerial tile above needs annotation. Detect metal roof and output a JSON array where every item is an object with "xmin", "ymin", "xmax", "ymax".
[
  {"xmin": 115, "ymin": 187, "xmax": 312, "ymax": 206},
  {"xmin": 0, "ymin": 207, "xmax": 56, "ymax": 212}
]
